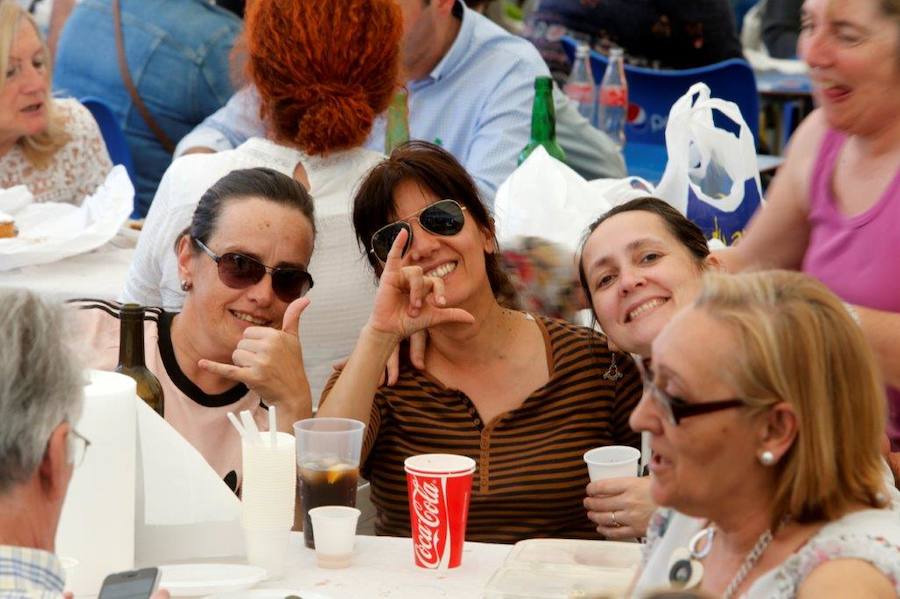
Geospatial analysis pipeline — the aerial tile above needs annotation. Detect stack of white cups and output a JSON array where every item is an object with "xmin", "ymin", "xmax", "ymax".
[{"xmin": 241, "ymin": 431, "xmax": 296, "ymax": 579}]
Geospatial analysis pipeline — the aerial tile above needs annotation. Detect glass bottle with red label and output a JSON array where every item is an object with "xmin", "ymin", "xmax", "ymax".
[
  {"xmin": 563, "ymin": 43, "xmax": 596, "ymax": 126},
  {"xmin": 598, "ymin": 47, "xmax": 628, "ymax": 150}
]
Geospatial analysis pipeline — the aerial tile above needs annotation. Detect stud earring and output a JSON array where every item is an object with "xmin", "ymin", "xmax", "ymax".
[
  {"xmin": 759, "ymin": 450, "xmax": 776, "ymax": 466},
  {"xmin": 181, "ymin": 280, "xmax": 193, "ymax": 292}
]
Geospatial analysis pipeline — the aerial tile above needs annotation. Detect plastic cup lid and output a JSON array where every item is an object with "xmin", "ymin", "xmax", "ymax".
[{"xmin": 404, "ymin": 453, "xmax": 476, "ymax": 476}]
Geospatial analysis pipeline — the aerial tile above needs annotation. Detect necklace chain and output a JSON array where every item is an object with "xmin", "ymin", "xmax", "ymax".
[
  {"xmin": 721, "ymin": 527, "xmax": 774, "ymax": 599},
  {"xmin": 687, "ymin": 524, "xmax": 775, "ymax": 599}
]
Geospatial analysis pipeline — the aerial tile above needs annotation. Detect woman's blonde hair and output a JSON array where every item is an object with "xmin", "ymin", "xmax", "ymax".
[
  {"xmin": 0, "ymin": 0, "xmax": 68, "ymax": 168},
  {"xmin": 695, "ymin": 270, "xmax": 887, "ymax": 527}
]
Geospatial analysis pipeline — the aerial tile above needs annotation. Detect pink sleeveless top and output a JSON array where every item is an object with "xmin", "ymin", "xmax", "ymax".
[{"xmin": 803, "ymin": 128, "xmax": 900, "ymax": 449}]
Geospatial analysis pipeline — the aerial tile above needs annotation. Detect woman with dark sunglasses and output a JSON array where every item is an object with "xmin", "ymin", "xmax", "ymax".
[
  {"xmin": 316, "ymin": 141, "xmax": 643, "ymax": 544},
  {"xmin": 121, "ymin": 0, "xmax": 402, "ymax": 403},
  {"xmin": 74, "ymin": 168, "xmax": 316, "ymax": 494}
]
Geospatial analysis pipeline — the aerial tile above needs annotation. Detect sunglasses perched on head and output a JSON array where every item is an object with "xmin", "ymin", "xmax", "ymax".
[
  {"xmin": 369, "ymin": 199, "xmax": 467, "ymax": 263},
  {"xmin": 193, "ymin": 238, "xmax": 314, "ymax": 303},
  {"xmin": 635, "ymin": 357, "xmax": 746, "ymax": 425}
]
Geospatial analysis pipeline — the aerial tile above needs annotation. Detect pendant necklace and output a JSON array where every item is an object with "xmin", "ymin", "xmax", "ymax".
[{"xmin": 667, "ymin": 523, "xmax": 775, "ymax": 599}]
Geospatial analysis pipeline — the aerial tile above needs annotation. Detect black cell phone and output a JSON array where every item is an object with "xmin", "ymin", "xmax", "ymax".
[{"xmin": 98, "ymin": 567, "xmax": 160, "ymax": 599}]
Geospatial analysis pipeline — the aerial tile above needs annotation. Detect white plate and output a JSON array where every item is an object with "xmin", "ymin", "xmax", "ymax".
[
  {"xmin": 159, "ymin": 564, "xmax": 267, "ymax": 597},
  {"xmin": 206, "ymin": 590, "xmax": 334, "ymax": 599}
]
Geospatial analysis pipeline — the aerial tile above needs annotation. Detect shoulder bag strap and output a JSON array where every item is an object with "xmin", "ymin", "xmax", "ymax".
[{"xmin": 112, "ymin": 0, "xmax": 176, "ymax": 154}]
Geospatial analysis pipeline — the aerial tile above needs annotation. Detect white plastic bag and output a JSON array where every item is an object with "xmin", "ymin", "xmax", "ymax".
[
  {"xmin": 654, "ymin": 83, "xmax": 763, "ymax": 245},
  {"xmin": 494, "ymin": 147, "xmax": 653, "ymax": 254}
]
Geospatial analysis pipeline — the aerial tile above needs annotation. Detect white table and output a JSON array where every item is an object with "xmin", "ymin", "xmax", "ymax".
[
  {"xmin": 162, "ymin": 534, "xmax": 512, "ymax": 599},
  {"xmin": 0, "ymin": 244, "xmax": 133, "ymax": 301}
]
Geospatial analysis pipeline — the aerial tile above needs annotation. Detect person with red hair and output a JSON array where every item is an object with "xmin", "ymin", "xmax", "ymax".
[{"xmin": 123, "ymin": 0, "xmax": 402, "ymax": 403}]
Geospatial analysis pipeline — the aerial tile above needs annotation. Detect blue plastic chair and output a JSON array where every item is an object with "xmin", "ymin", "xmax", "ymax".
[
  {"xmin": 560, "ymin": 37, "xmax": 760, "ymax": 148},
  {"xmin": 80, "ymin": 96, "xmax": 136, "ymax": 184}
]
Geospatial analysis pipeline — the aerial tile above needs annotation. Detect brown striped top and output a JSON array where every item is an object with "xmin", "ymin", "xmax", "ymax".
[{"xmin": 323, "ymin": 315, "xmax": 643, "ymax": 544}]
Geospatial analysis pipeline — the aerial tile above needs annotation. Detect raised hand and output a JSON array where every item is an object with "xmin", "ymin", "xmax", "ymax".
[
  {"xmin": 198, "ymin": 297, "xmax": 313, "ymax": 426},
  {"xmin": 368, "ymin": 228, "xmax": 474, "ymax": 341}
]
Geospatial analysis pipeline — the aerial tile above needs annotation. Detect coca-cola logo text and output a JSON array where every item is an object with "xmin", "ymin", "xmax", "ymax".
[{"xmin": 411, "ymin": 477, "xmax": 445, "ymax": 568}]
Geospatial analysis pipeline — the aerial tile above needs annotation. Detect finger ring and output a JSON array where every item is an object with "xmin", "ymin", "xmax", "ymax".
[{"xmin": 610, "ymin": 511, "xmax": 620, "ymax": 527}]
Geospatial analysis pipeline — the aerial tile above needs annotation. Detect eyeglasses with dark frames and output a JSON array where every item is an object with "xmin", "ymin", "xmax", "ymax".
[
  {"xmin": 636, "ymin": 357, "xmax": 746, "ymax": 425},
  {"xmin": 193, "ymin": 238, "xmax": 314, "ymax": 303},
  {"xmin": 369, "ymin": 199, "xmax": 467, "ymax": 263}
]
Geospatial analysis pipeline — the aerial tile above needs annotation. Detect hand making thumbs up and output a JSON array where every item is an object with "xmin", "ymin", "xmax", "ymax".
[{"xmin": 199, "ymin": 297, "xmax": 313, "ymax": 428}]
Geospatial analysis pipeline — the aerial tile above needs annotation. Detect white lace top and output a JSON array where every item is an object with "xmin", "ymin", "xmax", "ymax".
[
  {"xmin": 634, "ymin": 505, "xmax": 900, "ymax": 598},
  {"xmin": 0, "ymin": 98, "xmax": 112, "ymax": 204}
]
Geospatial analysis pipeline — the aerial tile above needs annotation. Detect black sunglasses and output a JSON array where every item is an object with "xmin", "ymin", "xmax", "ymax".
[
  {"xmin": 369, "ymin": 199, "xmax": 467, "ymax": 263},
  {"xmin": 636, "ymin": 357, "xmax": 745, "ymax": 425},
  {"xmin": 193, "ymin": 238, "xmax": 314, "ymax": 303}
]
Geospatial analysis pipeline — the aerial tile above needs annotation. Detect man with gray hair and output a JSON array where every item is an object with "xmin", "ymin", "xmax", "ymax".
[
  {"xmin": 0, "ymin": 290, "xmax": 85, "ymax": 597},
  {"xmin": 0, "ymin": 290, "xmax": 169, "ymax": 598}
]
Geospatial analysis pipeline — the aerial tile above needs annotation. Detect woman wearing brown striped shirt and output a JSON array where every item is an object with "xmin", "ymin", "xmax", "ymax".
[{"xmin": 318, "ymin": 141, "xmax": 642, "ymax": 543}]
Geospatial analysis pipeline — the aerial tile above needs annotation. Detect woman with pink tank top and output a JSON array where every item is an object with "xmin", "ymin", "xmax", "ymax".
[{"xmin": 718, "ymin": 0, "xmax": 900, "ymax": 469}]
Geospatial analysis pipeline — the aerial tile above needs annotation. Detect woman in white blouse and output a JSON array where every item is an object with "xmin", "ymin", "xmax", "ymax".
[
  {"xmin": 122, "ymin": 0, "xmax": 402, "ymax": 401},
  {"xmin": 0, "ymin": 1, "xmax": 111, "ymax": 203},
  {"xmin": 631, "ymin": 270, "xmax": 899, "ymax": 598}
]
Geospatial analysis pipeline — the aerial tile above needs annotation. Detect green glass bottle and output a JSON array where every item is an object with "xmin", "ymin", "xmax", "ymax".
[
  {"xmin": 518, "ymin": 76, "xmax": 567, "ymax": 165},
  {"xmin": 384, "ymin": 88, "xmax": 410, "ymax": 154},
  {"xmin": 116, "ymin": 304, "xmax": 164, "ymax": 417}
]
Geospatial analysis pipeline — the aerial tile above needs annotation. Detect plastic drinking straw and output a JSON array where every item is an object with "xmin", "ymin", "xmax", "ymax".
[
  {"xmin": 240, "ymin": 409, "xmax": 261, "ymax": 445},
  {"xmin": 268, "ymin": 405, "xmax": 277, "ymax": 448},
  {"xmin": 227, "ymin": 411, "xmax": 246, "ymax": 440}
]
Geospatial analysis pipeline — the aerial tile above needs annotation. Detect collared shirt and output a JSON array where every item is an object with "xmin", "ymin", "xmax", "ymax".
[
  {"xmin": 0, "ymin": 546, "xmax": 65, "ymax": 599},
  {"xmin": 174, "ymin": 1, "xmax": 625, "ymax": 206}
]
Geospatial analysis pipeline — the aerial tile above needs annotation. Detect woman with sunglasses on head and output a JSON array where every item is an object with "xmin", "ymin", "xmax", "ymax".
[
  {"xmin": 75, "ymin": 167, "xmax": 315, "ymax": 493},
  {"xmin": 317, "ymin": 141, "xmax": 643, "ymax": 543},
  {"xmin": 631, "ymin": 270, "xmax": 899, "ymax": 598},
  {"xmin": 122, "ymin": 0, "xmax": 401, "ymax": 402}
]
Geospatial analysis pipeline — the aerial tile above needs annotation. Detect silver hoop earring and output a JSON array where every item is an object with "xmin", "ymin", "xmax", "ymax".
[
  {"xmin": 180, "ymin": 280, "xmax": 193, "ymax": 292},
  {"xmin": 759, "ymin": 450, "xmax": 776, "ymax": 466}
]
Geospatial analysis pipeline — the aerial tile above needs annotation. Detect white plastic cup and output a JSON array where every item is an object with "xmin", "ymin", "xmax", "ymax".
[
  {"xmin": 243, "ymin": 526, "xmax": 289, "ymax": 579},
  {"xmin": 583, "ymin": 446, "xmax": 641, "ymax": 481},
  {"xmin": 308, "ymin": 506, "xmax": 361, "ymax": 569},
  {"xmin": 241, "ymin": 432, "xmax": 296, "ymax": 529}
]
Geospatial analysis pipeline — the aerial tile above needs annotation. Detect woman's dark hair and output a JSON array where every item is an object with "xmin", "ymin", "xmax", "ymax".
[
  {"xmin": 577, "ymin": 196, "xmax": 710, "ymax": 307},
  {"xmin": 175, "ymin": 167, "xmax": 316, "ymax": 252},
  {"xmin": 352, "ymin": 141, "xmax": 515, "ymax": 301}
]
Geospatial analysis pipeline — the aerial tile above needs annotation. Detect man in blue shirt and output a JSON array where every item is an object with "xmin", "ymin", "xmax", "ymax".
[
  {"xmin": 53, "ymin": 0, "xmax": 241, "ymax": 217},
  {"xmin": 176, "ymin": 0, "xmax": 625, "ymax": 206}
]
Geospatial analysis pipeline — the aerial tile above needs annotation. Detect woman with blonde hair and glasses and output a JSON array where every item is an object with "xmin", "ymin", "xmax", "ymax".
[
  {"xmin": 0, "ymin": 0, "xmax": 111, "ymax": 203},
  {"xmin": 632, "ymin": 270, "xmax": 900, "ymax": 598}
]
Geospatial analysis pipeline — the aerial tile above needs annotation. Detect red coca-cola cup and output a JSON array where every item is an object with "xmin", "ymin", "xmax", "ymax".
[{"xmin": 404, "ymin": 454, "xmax": 476, "ymax": 569}]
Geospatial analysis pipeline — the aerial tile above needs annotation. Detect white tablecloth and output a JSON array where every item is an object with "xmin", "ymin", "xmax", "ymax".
[
  {"xmin": 0, "ymin": 243, "xmax": 133, "ymax": 301},
  {"xmin": 156, "ymin": 534, "xmax": 512, "ymax": 599}
]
